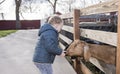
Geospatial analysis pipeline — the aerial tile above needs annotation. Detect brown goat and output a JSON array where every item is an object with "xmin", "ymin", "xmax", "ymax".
[{"xmin": 66, "ymin": 39, "xmax": 116, "ymax": 65}]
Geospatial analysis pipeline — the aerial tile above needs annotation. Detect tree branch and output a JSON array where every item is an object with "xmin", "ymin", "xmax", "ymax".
[
  {"xmin": 1, "ymin": 13, "xmax": 4, "ymax": 20},
  {"xmin": 47, "ymin": 0, "xmax": 54, "ymax": 7},
  {"xmin": 30, "ymin": 0, "xmax": 33, "ymax": 12},
  {"xmin": 20, "ymin": 11, "xmax": 25, "ymax": 20},
  {"xmin": 0, "ymin": 0, "xmax": 5, "ymax": 5}
]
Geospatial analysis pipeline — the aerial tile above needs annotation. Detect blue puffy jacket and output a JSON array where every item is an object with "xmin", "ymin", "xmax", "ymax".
[{"xmin": 33, "ymin": 23, "xmax": 62, "ymax": 63}]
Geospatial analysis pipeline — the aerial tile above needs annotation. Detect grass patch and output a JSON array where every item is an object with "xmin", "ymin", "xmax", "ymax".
[{"xmin": 0, "ymin": 30, "xmax": 17, "ymax": 38}]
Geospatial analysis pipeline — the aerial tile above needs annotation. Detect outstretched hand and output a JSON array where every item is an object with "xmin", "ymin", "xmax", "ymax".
[{"xmin": 60, "ymin": 51, "xmax": 66, "ymax": 57}]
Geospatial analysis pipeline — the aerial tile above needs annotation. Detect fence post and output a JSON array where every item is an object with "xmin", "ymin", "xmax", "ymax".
[
  {"xmin": 73, "ymin": 9, "xmax": 80, "ymax": 40},
  {"xmin": 73, "ymin": 9, "xmax": 82, "ymax": 74},
  {"xmin": 116, "ymin": 0, "xmax": 120, "ymax": 74}
]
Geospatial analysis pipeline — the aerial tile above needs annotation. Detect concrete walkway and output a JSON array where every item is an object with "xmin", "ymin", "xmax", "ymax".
[{"xmin": 0, "ymin": 30, "xmax": 76, "ymax": 74}]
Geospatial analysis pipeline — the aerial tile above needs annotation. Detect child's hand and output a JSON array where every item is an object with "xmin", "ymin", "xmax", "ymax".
[{"xmin": 60, "ymin": 51, "xmax": 65, "ymax": 57}]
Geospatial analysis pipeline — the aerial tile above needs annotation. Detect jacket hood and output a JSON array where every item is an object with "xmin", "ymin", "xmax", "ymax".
[{"xmin": 38, "ymin": 23, "xmax": 57, "ymax": 36}]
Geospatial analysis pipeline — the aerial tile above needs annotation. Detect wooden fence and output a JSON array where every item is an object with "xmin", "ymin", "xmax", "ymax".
[{"xmin": 59, "ymin": 0, "xmax": 119, "ymax": 74}]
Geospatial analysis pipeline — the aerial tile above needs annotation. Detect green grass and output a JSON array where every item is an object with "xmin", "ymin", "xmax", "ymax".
[{"xmin": 0, "ymin": 30, "xmax": 17, "ymax": 38}]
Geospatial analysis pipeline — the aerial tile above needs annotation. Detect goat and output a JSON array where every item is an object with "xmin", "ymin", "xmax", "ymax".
[{"xmin": 66, "ymin": 39, "xmax": 116, "ymax": 65}]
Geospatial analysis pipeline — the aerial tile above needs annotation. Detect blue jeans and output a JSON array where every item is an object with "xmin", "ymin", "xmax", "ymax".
[{"xmin": 34, "ymin": 63, "xmax": 53, "ymax": 74}]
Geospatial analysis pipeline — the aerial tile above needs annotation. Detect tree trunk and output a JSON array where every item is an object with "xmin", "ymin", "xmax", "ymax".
[
  {"xmin": 48, "ymin": 0, "xmax": 57, "ymax": 14},
  {"xmin": 29, "ymin": 0, "xmax": 33, "ymax": 13},
  {"xmin": 69, "ymin": 4, "xmax": 71, "ymax": 12},
  {"xmin": 53, "ymin": 0, "xmax": 57, "ymax": 14},
  {"xmin": 1, "ymin": 13, "xmax": 4, "ymax": 20},
  {"xmin": 53, "ymin": 6, "xmax": 56, "ymax": 14},
  {"xmin": 15, "ymin": 0, "xmax": 21, "ymax": 29}
]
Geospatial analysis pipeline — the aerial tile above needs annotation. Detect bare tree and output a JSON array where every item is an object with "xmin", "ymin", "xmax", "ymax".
[
  {"xmin": 65, "ymin": 0, "xmax": 74, "ymax": 12},
  {"xmin": 15, "ymin": 0, "xmax": 22, "ymax": 29},
  {"xmin": 0, "ymin": 0, "xmax": 6, "ymax": 20},
  {"xmin": 20, "ymin": 12, "xmax": 25, "ymax": 20},
  {"xmin": 22, "ymin": 0, "xmax": 34, "ymax": 12},
  {"xmin": 56, "ymin": 0, "xmax": 76, "ymax": 13},
  {"xmin": 83, "ymin": 0, "xmax": 86, "ymax": 8},
  {"xmin": 0, "ymin": 0, "xmax": 5, "ymax": 5},
  {"xmin": 1, "ymin": 13, "xmax": 4, "ymax": 20},
  {"xmin": 29, "ymin": 0, "xmax": 33, "ymax": 12},
  {"xmin": 47, "ymin": 0, "xmax": 58, "ymax": 14},
  {"xmin": 21, "ymin": 0, "xmax": 43, "ymax": 14}
]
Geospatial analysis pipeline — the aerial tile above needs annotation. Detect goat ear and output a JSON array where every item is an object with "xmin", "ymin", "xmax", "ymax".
[{"xmin": 84, "ymin": 45, "xmax": 91, "ymax": 62}]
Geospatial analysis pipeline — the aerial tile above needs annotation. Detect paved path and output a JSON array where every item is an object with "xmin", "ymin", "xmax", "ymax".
[{"xmin": 0, "ymin": 30, "xmax": 76, "ymax": 74}]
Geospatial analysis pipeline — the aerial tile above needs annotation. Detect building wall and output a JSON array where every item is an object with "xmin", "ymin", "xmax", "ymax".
[{"xmin": 0, "ymin": 20, "xmax": 40, "ymax": 30}]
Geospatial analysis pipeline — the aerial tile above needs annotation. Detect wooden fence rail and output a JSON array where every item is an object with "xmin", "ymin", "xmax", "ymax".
[
  {"xmin": 60, "ymin": 0, "xmax": 118, "ymax": 19},
  {"xmin": 80, "ymin": 0, "xmax": 118, "ymax": 15},
  {"xmin": 61, "ymin": 25, "xmax": 117, "ymax": 46}
]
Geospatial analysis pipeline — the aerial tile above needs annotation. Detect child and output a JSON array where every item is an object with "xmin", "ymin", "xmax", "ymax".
[{"xmin": 33, "ymin": 15, "xmax": 65, "ymax": 74}]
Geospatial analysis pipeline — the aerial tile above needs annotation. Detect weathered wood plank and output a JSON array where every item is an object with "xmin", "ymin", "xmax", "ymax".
[
  {"xmin": 73, "ymin": 9, "xmax": 81, "ymax": 74},
  {"xmin": 80, "ymin": 29, "xmax": 117, "ymax": 46},
  {"xmin": 80, "ymin": 60, "xmax": 93, "ymax": 74},
  {"xmin": 62, "ymin": 25, "xmax": 74, "ymax": 33},
  {"xmin": 80, "ymin": 0, "xmax": 118, "ymax": 15},
  {"xmin": 59, "ymin": 42, "xmax": 66, "ymax": 50},
  {"xmin": 79, "ymin": 22, "xmax": 111, "ymax": 27},
  {"xmin": 59, "ymin": 34, "xmax": 72, "ymax": 44},
  {"xmin": 62, "ymin": 25, "xmax": 117, "ymax": 46},
  {"xmin": 90, "ymin": 57, "xmax": 115, "ymax": 74},
  {"xmin": 89, "ymin": 57, "xmax": 105, "ymax": 72},
  {"xmin": 73, "ymin": 9, "xmax": 80, "ymax": 40},
  {"xmin": 116, "ymin": 0, "xmax": 120, "ymax": 74},
  {"xmin": 60, "ymin": 0, "xmax": 118, "ymax": 19}
]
